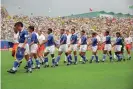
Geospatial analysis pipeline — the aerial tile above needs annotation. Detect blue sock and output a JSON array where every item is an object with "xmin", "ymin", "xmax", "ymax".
[
  {"xmin": 91, "ymin": 55, "xmax": 95, "ymax": 61},
  {"xmin": 74, "ymin": 56, "xmax": 77, "ymax": 62},
  {"xmin": 27, "ymin": 59, "xmax": 32, "ymax": 68},
  {"xmin": 35, "ymin": 58, "xmax": 40, "ymax": 66},
  {"xmin": 69, "ymin": 54, "xmax": 72, "ymax": 61},
  {"xmin": 102, "ymin": 54, "xmax": 106, "ymax": 61},
  {"xmin": 95, "ymin": 55, "xmax": 98, "ymax": 62},
  {"xmin": 56, "ymin": 56, "xmax": 60, "ymax": 63},
  {"xmin": 13, "ymin": 61, "xmax": 19, "ymax": 69},
  {"xmin": 81, "ymin": 55, "xmax": 86, "ymax": 62},
  {"xmin": 116, "ymin": 54, "xmax": 120, "ymax": 61},
  {"xmin": 52, "ymin": 58, "xmax": 55, "ymax": 65},
  {"xmin": 44, "ymin": 57, "xmax": 48, "ymax": 65},
  {"xmin": 31, "ymin": 58, "xmax": 33, "ymax": 65}
]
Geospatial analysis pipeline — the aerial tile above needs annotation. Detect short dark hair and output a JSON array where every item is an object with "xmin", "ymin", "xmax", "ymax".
[
  {"xmin": 116, "ymin": 32, "xmax": 120, "ymax": 35},
  {"xmin": 61, "ymin": 29, "xmax": 65, "ymax": 31},
  {"xmin": 92, "ymin": 32, "xmax": 96, "ymax": 35},
  {"xmin": 81, "ymin": 30, "xmax": 85, "ymax": 33},
  {"xmin": 48, "ymin": 28, "xmax": 52, "ymax": 33},
  {"xmin": 106, "ymin": 31, "xmax": 109, "ymax": 34},
  {"xmin": 28, "ymin": 26, "xmax": 34, "ymax": 31},
  {"xmin": 14, "ymin": 22, "xmax": 23, "ymax": 27},
  {"xmin": 71, "ymin": 28, "xmax": 75, "ymax": 32}
]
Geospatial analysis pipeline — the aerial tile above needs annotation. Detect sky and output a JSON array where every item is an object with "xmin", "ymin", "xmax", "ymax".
[{"xmin": 1, "ymin": 0, "xmax": 133, "ymax": 17}]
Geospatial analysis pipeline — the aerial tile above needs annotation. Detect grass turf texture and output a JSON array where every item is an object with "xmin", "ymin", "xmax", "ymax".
[{"xmin": 1, "ymin": 51, "xmax": 133, "ymax": 89}]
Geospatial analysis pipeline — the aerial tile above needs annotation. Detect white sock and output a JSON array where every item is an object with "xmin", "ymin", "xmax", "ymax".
[{"xmin": 12, "ymin": 67, "xmax": 16, "ymax": 71}]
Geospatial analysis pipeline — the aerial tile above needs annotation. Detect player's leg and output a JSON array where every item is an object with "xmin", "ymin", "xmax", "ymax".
[
  {"xmin": 55, "ymin": 51, "xmax": 63, "ymax": 66},
  {"xmin": 126, "ymin": 45, "xmax": 131, "ymax": 60},
  {"xmin": 50, "ymin": 45, "xmax": 56, "ymax": 67},
  {"xmin": 90, "ymin": 46, "xmax": 96, "ymax": 63},
  {"xmin": 102, "ymin": 50, "xmax": 107, "ymax": 62},
  {"xmin": 43, "ymin": 52, "xmax": 49, "ymax": 68}
]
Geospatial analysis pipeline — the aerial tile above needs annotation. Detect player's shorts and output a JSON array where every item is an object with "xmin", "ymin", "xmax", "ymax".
[
  {"xmin": 114, "ymin": 45, "xmax": 122, "ymax": 52},
  {"xmin": 18, "ymin": 43, "xmax": 30, "ymax": 55},
  {"xmin": 12, "ymin": 43, "xmax": 18, "ymax": 57},
  {"xmin": 79, "ymin": 45, "xmax": 87, "ymax": 52},
  {"xmin": 59, "ymin": 44, "xmax": 68, "ymax": 52},
  {"xmin": 37, "ymin": 44, "xmax": 45, "ymax": 56},
  {"xmin": 12, "ymin": 43, "xmax": 19, "ymax": 52},
  {"xmin": 91, "ymin": 46, "xmax": 98, "ymax": 52},
  {"xmin": 69, "ymin": 44, "xmax": 78, "ymax": 51},
  {"xmin": 104, "ymin": 44, "xmax": 112, "ymax": 51},
  {"xmin": 126, "ymin": 44, "xmax": 131, "ymax": 50},
  {"xmin": 45, "ymin": 45, "xmax": 55, "ymax": 54},
  {"xmin": 30, "ymin": 44, "xmax": 38, "ymax": 53}
]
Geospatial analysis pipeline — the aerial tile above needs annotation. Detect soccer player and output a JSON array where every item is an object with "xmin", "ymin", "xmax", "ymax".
[
  {"xmin": 68, "ymin": 28, "xmax": 78, "ymax": 65},
  {"xmin": 42, "ymin": 28, "xmax": 55, "ymax": 68},
  {"xmin": 113, "ymin": 32, "xmax": 122, "ymax": 62},
  {"xmin": 7, "ymin": 22, "xmax": 32, "ymax": 73},
  {"xmin": 55, "ymin": 29, "xmax": 70, "ymax": 66},
  {"xmin": 28, "ymin": 26, "xmax": 40, "ymax": 69},
  {"xmin": 78, "ymin": 30, "xmax": 88, "ymax": 64},
  {"xmin": 102, "ymin": 31, "xmax": 112, "ymax": 62},
  {"xmin": 125, "ymin": 34, "xmax": 132, "ymax": 60},
  {"xmin": 38, "ymin": 30, "xmax": 45, "ymax": 64},
  {"xmin": 89, "ymin": 32, "xmax": 99, "ymax": 63},
  {"xmin": 12, "ymin": 27, "xmax": 19, "ymax": 58},
  {"xmin": 64, "ymin": 30, "xmax": 72, "ymax": 63}
]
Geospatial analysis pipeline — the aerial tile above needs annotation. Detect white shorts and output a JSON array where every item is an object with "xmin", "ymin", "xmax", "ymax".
[
  {"xmin": 104, "ymin": 44, "xmax": 112, "ymax": 51},
  {"xmin": 30, "ymin": 44, "xmax": 38, "ymax": 53},
  {"xmin": 59, "ymin": 44, "xmax": 68, "ymax": 52},
  {"xmin": 92, "ymin": 46, "xmax": 98, "ymax": 52},
  {"xmin": 115, "ymin": 45, "xmax": 122, "ymax": 52},
  {"xmin": 69, "ymin": 44, "xmax": 78, "ymax": 51},
  {"xmin": 79, "ymin": 45, "xmax": 87, "ymax": 52},
  {"xmin": 45, "ymin": 45, "xmax": 55, "ymax": 54},
  {"xmin": 18, "ymin": 43, "xmax": 29, "ymax": 55}
]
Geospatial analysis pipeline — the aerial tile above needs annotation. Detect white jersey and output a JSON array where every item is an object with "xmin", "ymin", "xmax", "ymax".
[
  {"xmin": 13, "ymin": 32, "xmax": 19, "ymax": 43},
  {"xmin": 96, "ymin": 35, "xmax": 101, "ymax": 42},
  {"xmin": 38, "ymin": 34, "xmax": 45, "ymax": 44},
  {"xmin": 125, "ymin": 37, "xmax": 132, "ymax": 44},
  {"xmin": 67, "ymin": 34, "xmax": 71, "ymax": 44}
]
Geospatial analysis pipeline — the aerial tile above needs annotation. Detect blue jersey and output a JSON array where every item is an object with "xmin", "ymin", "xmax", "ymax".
[
  {"xmin": 81, "ymin": 35, "xmax": 87, "ymax": 45},
  {"xmin": 116, "ymin": 37, "xmax": 122, "ymax": 45},
  {"xmin": 30, "ymin": 32, "xmax": 38, "ymax": 44},
  {"xmin": 18, "ymin": 29, "xmax": 28, "ymax": 43},
  {"xmin": 91, "ymin": 37, "xmax": 98, "ymax": 46},
  {"xmin": 105, "ymin": 35, "xmax": 111, "ymax": 44},
  {"xmin": 60, "ymin": 34, "xmax": 67, "ymax": 44},
  {"xmin": 46, "ymin": 33, "xmax": 55, "ymax": 46},
  {"xmin": 71, "ymin": 34, "xmax": 78, "ymax": 44}
]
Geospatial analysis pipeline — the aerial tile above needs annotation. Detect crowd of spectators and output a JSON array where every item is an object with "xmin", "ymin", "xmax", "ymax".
[{"xmin": 1, "ymin": 14, "xmax": 133, "ymax": 41}]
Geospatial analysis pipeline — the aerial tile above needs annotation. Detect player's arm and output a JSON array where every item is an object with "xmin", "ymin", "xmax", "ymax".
[{"xmin": 29, "ymin": 34, "xmax": 35, "ymax": 46}]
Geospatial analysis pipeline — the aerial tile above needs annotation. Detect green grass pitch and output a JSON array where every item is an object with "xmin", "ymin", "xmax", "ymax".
[{"xmin": 1, "ymin": 51, "xmax": 133, "ymax": 89}]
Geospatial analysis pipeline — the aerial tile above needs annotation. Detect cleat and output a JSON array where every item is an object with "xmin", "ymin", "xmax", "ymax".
[
  {"xmin": 51, "ymin": 65, "xmax": 55, "ymax": 68},
  {"xmin": 85, "ymin": 59, "xmax": 88, "ymax": 62},
  {"xmin": 129, "ymin": 57, "xmax": 131, "ymax": 60},
  {"xmin": 55, "ymin": 64, "xmax": 58, "ymax": 66},
  {"xmin": 89, "ymin": 60, "xmax": 92, "ymax": 63},
  {"xmin": 7, "ymin": 69, "xmax": 17, "ymax": 74},
  {"xmin": 64, "ymin": 61, "xmax": 67, "ymax": 63},
  {"xmin": 35, "ymin": 66, "xmax": 40, "ymax": 69},
  {"xmin": 24, "ymin": 65, "xmax": 28, "ymax": 69},
  {"xmin": 123, "ymin": 59, "xmax": 125, "ymax": 61},
  {"xmin": 74, "ymin": 62, "xmax": 77, "ymax": 65},
  {"xmin": 102, "ymin": 61, "xmax": 104, "ymax": 62},
  {"xmin": 81, "ymin": 61, "xmax": 86, "ymax": 64},
  {"xmin": 44, "ymin": 65, "xmax": 49, "ymax": 68},
  {"xmin": 25, "ymin": 69, "xmax": 32, "ymax": 73},
  {"xmin": 67, "ymin": 63, "xmax": 71, "ymax": 66}
]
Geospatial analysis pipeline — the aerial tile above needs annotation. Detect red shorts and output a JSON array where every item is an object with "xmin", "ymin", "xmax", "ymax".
[
  {"xmin": 12, "ymin": 43, "xmax": 18, "ymax": 57},
  {"xmin": 37, "ymin": 44, "xmax": 45, "ymax": 56},
  {"xmin": 126, "ymin": 44, "xmax": 131, "ymax": 50}
]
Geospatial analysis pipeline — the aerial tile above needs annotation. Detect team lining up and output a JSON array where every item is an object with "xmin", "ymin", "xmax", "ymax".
[{"xmin": 7, "ymin": 22, "xmax": 132, "ymax": 74}]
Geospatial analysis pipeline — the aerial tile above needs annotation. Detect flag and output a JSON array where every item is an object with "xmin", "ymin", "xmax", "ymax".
[{"xmin": 89, "ymin": 8, "xmax": 93, "ymax": 12}]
